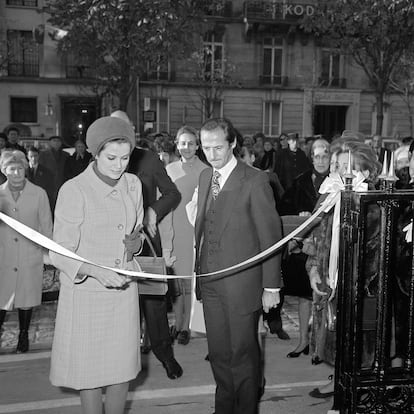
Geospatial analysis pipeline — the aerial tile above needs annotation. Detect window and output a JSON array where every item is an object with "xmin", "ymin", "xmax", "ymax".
[
  {"xmin": 319, "ymin": 50, "xmax": 343, "ymax": 87},
  {"xmin": 65, "ymin": 52, "xmax": 95, "ymax": 79},
  {"xmin": 7, "ymin": 30, "xmax": 39, "ymax": 77},
  {"xmin": 262, "ymin": 37, "xmax": 284, "ymax": 85},
  {"xmin": 263, "ymin": 101, "xmax": 281, "ymax": 137},
  {"xmin": 203, "ymin": 99, "xmax": 223, "ymax": 121},
  {"xmin": 10, "ymin": 97, "xmax": 37, "ymax": 123},
  {"xmin": 6, "ymin": 0, "xmax": 37, "ymax": 6},
  {"xmin": 146, "ymin": 57, "xmax": 170, "ymax": 81},
  {"xmin": 203, "ymin": 31, "xmax": 224, "ymax": 81},
  {"xmin": 149, "ymin": 98, "xmax": 169, "ymax": 132}
]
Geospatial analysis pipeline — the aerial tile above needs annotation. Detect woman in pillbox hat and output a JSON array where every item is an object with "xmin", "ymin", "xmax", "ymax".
[
  {"xmin": 86, "ymin": 116, "xmax": 136, "ymax": 157},
  {"xmin": 49, "ymin": 115, "xmax": 143, "ymax": 414}
]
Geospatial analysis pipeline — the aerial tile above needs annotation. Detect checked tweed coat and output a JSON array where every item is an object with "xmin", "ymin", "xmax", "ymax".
[{"xmin": 49, "ymin": 163, "xmax": 144, "ymax": 389}]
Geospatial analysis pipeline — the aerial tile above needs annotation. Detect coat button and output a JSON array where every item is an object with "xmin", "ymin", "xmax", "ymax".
[
  {"xmin": 13, "ymin": 267, "xmax": 18, "ymax": 272},
  {"xmin": 12, "ymin": 208, "xmax": 17, "ymax": 212},
  {"xmin": 111, "ymin": 190, "xmax": 117, "ymax": 195},
  {"xmin": 115, "ymin": 259, "xmax": 121, "ymax": 265},
  {"xmin": 14, "ymin": 238, "xmax": 18, "ymax": 242},
  {"xmin": 118, "ymin": 224, "xmax": 124, "ymax": 230}
]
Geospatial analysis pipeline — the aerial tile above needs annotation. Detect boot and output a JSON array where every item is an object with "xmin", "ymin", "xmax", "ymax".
[
  {"xmin": 16, "ymin": 308, "xmax": 32, "ymax": 353},
  {"xmin": 0, "ymin": 310, "xmax": 6, "ymax": 331}
]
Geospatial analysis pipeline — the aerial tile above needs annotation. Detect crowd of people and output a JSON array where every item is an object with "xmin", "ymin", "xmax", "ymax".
[{"xmin": 0, "ymin": 117, "xmax": 414, "ymax": 414}]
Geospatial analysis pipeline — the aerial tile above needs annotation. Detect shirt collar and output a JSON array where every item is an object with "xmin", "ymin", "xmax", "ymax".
[{"xmin": 214, "ymin": 154, "xmax": 237, "ymax": 186}]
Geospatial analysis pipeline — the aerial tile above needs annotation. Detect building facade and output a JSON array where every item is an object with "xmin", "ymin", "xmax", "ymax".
[{"xmin": 0, "ymin": 0, "xmax": 412, "ymax": 144}]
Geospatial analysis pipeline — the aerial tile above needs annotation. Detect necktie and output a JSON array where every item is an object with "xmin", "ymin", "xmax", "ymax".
[{"xmin": 211, "ymin": 170, "xmax": 221, "ymax": 200}]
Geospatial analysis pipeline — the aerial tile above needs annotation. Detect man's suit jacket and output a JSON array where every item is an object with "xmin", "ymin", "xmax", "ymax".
[
  {"xmin": 127, "ymin": 147, "xmax": 181, "ymax": 254},
  {"xmin": 195, "ymin": 161, "xmax": 282, "ymax": 314},
  {"xmin": 27, "ymin": 164, "xmax": 54, "ymax": 209}
]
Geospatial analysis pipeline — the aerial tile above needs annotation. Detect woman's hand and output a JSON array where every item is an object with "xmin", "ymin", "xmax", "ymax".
[
  {"xmin": 309, "ymin": 266, "xmax": 327, "ymax": 296},
  {"xmin": 91, "ymin": 268, "xmax": 130, "ymax": 289}
]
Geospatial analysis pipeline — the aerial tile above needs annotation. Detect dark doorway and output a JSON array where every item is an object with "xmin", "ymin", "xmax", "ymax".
[
  {"xmin": 61, "ymin": 97, "xmax": 99, "ymax": 147},
  {"xmin": 313, "ymin": 105, "xmax": 348, "ymax": 140}
]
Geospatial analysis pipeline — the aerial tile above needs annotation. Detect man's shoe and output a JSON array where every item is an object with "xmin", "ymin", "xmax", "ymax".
[
  {"xmin": 162, "ymin": 358, "xmax": 183, "ymax": 379},
  {"xmin": 275, "ymin": 328, "xmax": 290, "ymax": 340},
  {"xmin": 309, "ymin": 387, "xmax": 334, "ymax": 398}
]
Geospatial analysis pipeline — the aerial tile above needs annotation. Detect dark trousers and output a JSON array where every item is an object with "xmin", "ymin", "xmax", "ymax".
[
  {"xmin": 201, "ymin": 281, "xmax": 261, "ymax": 414},
  {"xmin": 140, "ymin": 294, "xmax": 173, "ymax": 363}
]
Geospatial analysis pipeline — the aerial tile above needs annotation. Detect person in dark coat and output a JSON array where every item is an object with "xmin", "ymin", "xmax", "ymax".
[
  {"xmin": 275, "ymin": 134, "xmax": 312, "ymax": 214},
  {"xmin": 6, "ymin": 127, "xmax": 26, "ymax": 154},
  {"xmin": 64, "ymin": 139, "xmax": 92, "ymax": 181},
  {"xmin": 111, "ymin": 110, "xmax": 183, "ymax": 380},
  {"xmin": 38, "ymin": 135, "xmax": 70, "ymax": 211},
  {"xmin": 27, "ymin": 146, "xmax": 55, "ymax": 212},
  {"xmin": 282, "ymin": 139, "xmax": 330, "ymax": 360}
]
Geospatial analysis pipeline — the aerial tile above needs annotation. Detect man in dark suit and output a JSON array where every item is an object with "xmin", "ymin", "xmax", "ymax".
[
  {"xmin": 38, "ymin": 135, "xmax": 70, "ymax": 211},
  {"xmin": 27, "ymin": 146, "xmax": 54, "ymax": 211},
  {"xmin": 371, "ymin": 134, "xmax": 391, "ymax": 170},
  {"xmin": 195, "ymin": 118, "xmax": 282, "ymax": 414},
  {"xmin": 111, "ymin": 110, "xmax": 183, "ymax": 379}
]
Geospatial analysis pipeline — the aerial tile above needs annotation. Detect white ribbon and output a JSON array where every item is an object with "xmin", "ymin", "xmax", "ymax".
[
  {"xmin": 0, "ymin": 194, "xmax": 337, "ymax": 280},
  {"xmin": 318, "ymin": 172, "xmax": 368, "ymax": 294}
]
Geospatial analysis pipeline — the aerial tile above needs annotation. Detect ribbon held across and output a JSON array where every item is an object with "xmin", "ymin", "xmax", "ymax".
[{"xmin": 0, "ymin": 194, "xmax": 337, "ymax": 280}]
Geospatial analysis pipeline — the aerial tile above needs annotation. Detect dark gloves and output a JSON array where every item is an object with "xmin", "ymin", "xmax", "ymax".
[{"xmin": 123, "ymin": 225, "xmax": 144, "ymax": 262}]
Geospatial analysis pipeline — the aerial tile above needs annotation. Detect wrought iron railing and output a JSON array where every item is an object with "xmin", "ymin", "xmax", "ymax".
[{"xmin": 335, "ymin": 174, "xmax": 414, "ymax": 413}]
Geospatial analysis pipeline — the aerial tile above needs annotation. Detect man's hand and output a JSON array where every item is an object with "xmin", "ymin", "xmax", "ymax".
[
  {"xmin": 262, "ymin": 290, "xmax": 280, "ymax": 313},
  {"xmin": 144, "ymin": 207, "xmax": 157, "ymax": 238}
]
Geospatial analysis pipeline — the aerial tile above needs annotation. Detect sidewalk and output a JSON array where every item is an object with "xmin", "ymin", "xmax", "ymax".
[{"xmin": 0, "ymin": 296, "xmax": 335, "ymax": 414}]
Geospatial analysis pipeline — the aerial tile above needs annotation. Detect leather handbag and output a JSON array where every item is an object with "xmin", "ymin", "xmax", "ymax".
[{"xmin": 133, "ymin": 233, "xmax": 168, "ymax": 296}]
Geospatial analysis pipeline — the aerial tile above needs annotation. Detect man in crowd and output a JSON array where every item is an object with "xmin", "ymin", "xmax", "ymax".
[
  {"xmin": 27, "ymin": 146, "xmax": 54, "ymax": 211},
  {"xmin": 6, "ymin": 127, "xmax": 26, "ymax": 154},
  {"xmin": 111, "ymin": 110, "xmax": 183, "ymax": 380},
  {"xmin": 38, "ymin": 135, "xmax": 69, "ymax": 211},
  {"xmin": 371, "ymin": 134, "xmax": 391, "ymax": 169},
  {"xmin": 195, "ymin": 117, "xmax": 282, "ymax": 414}
]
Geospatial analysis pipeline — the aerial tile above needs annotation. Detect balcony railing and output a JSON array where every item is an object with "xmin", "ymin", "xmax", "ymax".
[
  {"xmin": 244, "ymin": 0, "xmax": 315, "ymax": 21},
  {"xmin": 318, "ymin": 77, "xmax": 347, "ymax": 88},
  {"xmin": 259, "ymin": 75, "xmax": 288, "ymax": 86},
  {"xmin": 203, "ymin": 0, "xmax": 233, "ymax": 17},
  {"xmin": 8, "ymin": 63, "xmax": 39, "ymax": 77},
  {"xmin": 6, "ymin": 0, "xmax": 37, "ymax": 6},
  {"xmin": 65, "ymin": 65, "xmax": 95, "ymax": 79}
]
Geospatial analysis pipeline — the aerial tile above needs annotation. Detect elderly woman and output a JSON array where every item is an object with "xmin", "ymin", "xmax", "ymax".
[
  {"xmin": 49, "ymin": 117, "xmax": 144, "ymax": 414},
  {"xmin": 282, "ymin": 139, "xmax": 331, "ymax": 360},
  {"xmin": 306, "ymin": 138, "xmax": 381, "ymax": 398},
  {"xmin": 0, "ymin": 150, "xmax": 53, "ymax": 353},
  {"xmin": 159, "ymin": 126, "xmax": 208, "ymax": 345}
]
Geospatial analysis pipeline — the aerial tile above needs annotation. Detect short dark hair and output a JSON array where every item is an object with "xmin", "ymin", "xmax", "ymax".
[
  {"xmin": 8, "ymin": 127, "xmax": 19, "ymax": 135},
  {"xmin": 200, "ymin": 118, "xmax": 237, "ymax": 145},
  {"xmin": 0, "ymin": 132, "xmax": 7, "ymax": 141},
  {"xmin": 49, "ymin": 135, "xmax": 63, "ymax": 141}
]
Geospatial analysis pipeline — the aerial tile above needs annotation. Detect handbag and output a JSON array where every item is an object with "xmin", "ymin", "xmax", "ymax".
[{"xmin": 134, "ymin": 233, "xmax": 168, "ymax": 296}]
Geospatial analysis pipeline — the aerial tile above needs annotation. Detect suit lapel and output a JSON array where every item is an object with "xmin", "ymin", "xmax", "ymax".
[
  {"xmin": 195, "ymin": 168, "xmax": 212, "ymax": 248},
  {"xmin": 214, "ymin": 161, "xmax": 245, "ymax": 240}
]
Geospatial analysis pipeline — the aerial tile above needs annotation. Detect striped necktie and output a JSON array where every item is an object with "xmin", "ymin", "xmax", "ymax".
[{"xmin": 211, "ymin": 170, "xmax": 221, "ymax": 200}]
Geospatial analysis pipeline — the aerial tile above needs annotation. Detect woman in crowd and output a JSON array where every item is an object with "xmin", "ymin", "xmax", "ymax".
[
  {"xmin": 0, "ymin": 150, "xmax": 53, "ymax": 353},
  {"xmin": 306, "ymin": 138, "xmax": 381, "ymax": 398},
  {"xmin": 49, "ymin": 116, "xmax": 144, "ymax": 414},
  {"xmin": 64, "ymin": 138, "xmax": 92, "ymax": 181},
  {"xmin": 159, "ymin": 125, "xmax": 208, "ymax": 345},
  {"xmin": 283, "ymin": 139, "xmax": 331, "ymax": 360},
  {"xmin": 259, "ymin": 138, "xmax": 277, "ymax": 172}
]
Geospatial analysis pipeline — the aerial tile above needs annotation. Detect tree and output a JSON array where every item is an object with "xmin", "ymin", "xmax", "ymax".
[
  {"xmin": 186, "ymin": 46, "xmax": 236, "ymax": 119},
  {"xmin": 303, "ymin": 0, "xmax": 414, "ymax": 135},
  {"xmin": 390, "ymin": 51, "xmax": 414, "ymax": 135},
  {"xmin": 46, "ymin": 0, "xmax": 214, "ymax": 110}
]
